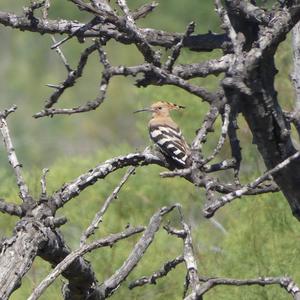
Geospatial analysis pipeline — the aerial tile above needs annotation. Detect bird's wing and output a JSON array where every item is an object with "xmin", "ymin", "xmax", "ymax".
[{"xmin": 149, "ymin": 125, "xmax": 190, "ymax": 167}]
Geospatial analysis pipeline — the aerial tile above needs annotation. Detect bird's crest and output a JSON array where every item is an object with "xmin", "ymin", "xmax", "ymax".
[{"xmin": 151, "ymin": 101, "xmax": 185, "ymax": 111}]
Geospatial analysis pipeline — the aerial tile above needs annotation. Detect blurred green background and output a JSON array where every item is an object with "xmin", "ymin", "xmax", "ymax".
[{"xmin": 0, "ymin": 1, "xmax": 299, "ymax": 299}]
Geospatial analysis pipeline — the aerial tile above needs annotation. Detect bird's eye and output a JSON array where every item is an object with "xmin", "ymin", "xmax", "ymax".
[{"xmin": 158, "ymin": 107, "xmax": 162, "ymax": 110}]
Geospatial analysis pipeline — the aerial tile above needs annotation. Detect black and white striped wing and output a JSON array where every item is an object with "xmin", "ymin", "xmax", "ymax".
[{"xmin": 149, "ymin": 125, "xmax": 190, "ymax": 167}]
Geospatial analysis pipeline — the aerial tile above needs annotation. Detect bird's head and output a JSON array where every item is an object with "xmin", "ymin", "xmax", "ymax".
[{"xmin": 134, "ymin": 101, "xmax": 185, "ymax": 117}]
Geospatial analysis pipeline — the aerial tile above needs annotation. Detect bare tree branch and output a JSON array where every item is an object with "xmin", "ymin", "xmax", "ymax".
[
  {"xmin": 204, "ymin": 159, "xmax": 237, "ymax": 173},
  {"xmin": 116, "ymin": 0, "xmax": 160, "ymax": 65},
  {"xmin": 0, "ymin": 11, "xmax": 229, "ymax": 51},
  {"xmin": 34, "ymin": 41, "xmax": 111, "ymax": 118},
  {"xmin": 200, "ymin": 104, "xmax": 230, "ymax": 166},
  {"xmin": 164, "ymin": 22, "xmax": 195, "ymax": 71},
  {"xmin": 173, "ymin": 54, "xmax": 232, "ymax": 79},
  {"xmin": 38, "ymin": 229, "xmax": 100, "ymax": 300},
  {"xmin": 51, "ymin": 149, "xmax": 163, "ymax": 210},
  {"xmin": 129, "ymin": 255, "xmax": 184, "ymax": 289},
  {"xmin": 80, "ymin": 166, "xmax": 136, "ymax": 246},
  {"xmin": 1, "ymin": 1, "xmax": 300, "ymax": 299},
  {"xmin": 204, "ymin": 151, "xmax": 300, "ymax": 218},
  {"xmin": 39, "ymin": 42, "xmax": 98, "ymax": 110},
  {"xmin": 51, "ymin": 35, "xmax": 72, "ymax": 72},
  {"xmin": 197, "ymin": 275, "xmax": 300, "ymax": 299},
  {"xmin": 28, "ymin": 226, "xmax": 144, "ymax": 300},
  {"xmin": 292, "ymin": 21, "xmax": 300, "ymax": 109},
  {"xmin": 131, "ymin": 2, "xmax": 159, "ymax": 20},
  {"xmin": 192, "ymin": 105, "xmax": 220, "ymax": 153},
  {"xmin": 0, "ymin": 222, "xmax": 48, "ymax": 300},
  {"xmin": 99, "ymin": 205, "xmax": 177, "ymax": 298},
  {"xmin": 0, "ymin": 106, "xmax": 33, "ymax": 205},
  {"xmin": 0, "ymin": 198, "xmax": 23, "ymax": 217},
  {"xmin": 40, "ymin": 168, "xmax": 49, "ymax": 199}
]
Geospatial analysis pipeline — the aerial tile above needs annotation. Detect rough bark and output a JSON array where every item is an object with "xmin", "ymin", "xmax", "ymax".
[
  {"xmin": 1, "ymin": 1, "xmax": 300, "ymax": 299},
  {"xmin": 222, "ymin": 1, "xmax": 300, "ymax": 218},
  {"xmin": 0, "ymin": 221, "xmax": 47, "ymax": 300}
]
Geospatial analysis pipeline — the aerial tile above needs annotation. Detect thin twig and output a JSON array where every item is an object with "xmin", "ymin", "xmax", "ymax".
[
  {"xmin": 179, "ymin": 210, "xmax": 200, "ymax": 298},
  {"xmin": 99, "ymin": 205, "xmax": 177, "ymax": 298},
  {"xmin": 116, "ymin": 0, "xmax": 159, "ymax": 65},
  {"xmin": 80, "ymin": 167, "xmax": 136, "ymax": 245},
  {"xmin": 40, "ymin": 168, "xmax": 49, "ymax": 198},
  {"xmin": 34, "ymin": 40, "xmax": 111, "ymax": 118},
  {"xmin": 201, "ymin": 104, "xmax": 230, "ymax": 165},
  {"xmin": 129, "ymin": 255, "xmax": 184, "ymax": 289},
  {"xmin": 50, "ymin": 36, "xmax": 72, "ymax": 72},
  {"xmin": 192, "ymin": 105, "xmax": 220, "ymax": 152},
  {"xmin": 203, "ymin": 151, "xmax": 300, "ymax": 217},
  {"xmin": 197, "ymin": 275, "xmax": 300, "ymax": 299},
  {"xmin": 41, "ymin": 42, "xmax": 98, "ymax": 110},
  {"xmin": 164, "ymin": 22, "xmax": 195, "ymax": 71},
  {"xmin": 165, "ymin": 206, "xmax": 200, "ymax": 298},
  {"xmin": 0, "ymin": 106, "xmax": 33, "ymax": 204}
]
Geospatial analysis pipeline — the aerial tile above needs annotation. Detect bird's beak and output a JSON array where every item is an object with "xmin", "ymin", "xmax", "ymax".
[{"xmin": 133, "ymin": 108, "xmax": 153, "ymax": 113}]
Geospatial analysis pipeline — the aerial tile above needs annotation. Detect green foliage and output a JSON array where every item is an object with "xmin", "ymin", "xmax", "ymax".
[{"xmin": 0, "ymin": 1, "xmax": 299, "ymax": 299}]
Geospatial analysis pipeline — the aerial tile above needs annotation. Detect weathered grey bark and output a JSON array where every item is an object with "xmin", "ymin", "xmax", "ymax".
[
  {"xmin": 38, "ymin": 229, "xmax": 100, "ymax": 300},
  {"xmin": 0, "ymin": 213, "xmax": 101, "ymax": 300},
  {"xmin": 0, "ymin": 11, "xmax": 229, "ymax": 52},
  {"xmin": 292, "ymin": 22, "xmax": 300, "ymax": 109},
  {"xmin": 1, "ymin": 1, "xmax": 300, "ymax": 299},
  {"xmin": 289, "ymin": 21, "xmax": 300, "ymax": 136},
  {"xmin": 221, "ymin": 1, "xmax": 300, "ymax": 219},
  {"xmin": 0, "ymin": 222, "xmax": 47, "ymax": 300}
]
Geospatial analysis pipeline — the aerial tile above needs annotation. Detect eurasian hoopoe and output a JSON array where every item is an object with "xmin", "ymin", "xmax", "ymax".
[{"xmin": 135, "ymin": 101, "xmax": 191, "ymax": 168}]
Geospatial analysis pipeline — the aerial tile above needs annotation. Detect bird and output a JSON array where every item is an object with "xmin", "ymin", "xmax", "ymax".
[{"xmin": 134, "ymin": 101, "xmax": 191, "ymax": 168}]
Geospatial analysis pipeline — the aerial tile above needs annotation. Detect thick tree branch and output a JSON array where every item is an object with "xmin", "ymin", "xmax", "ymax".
[
  {"xmin": 220, "ymin": 0, "xmax": 300, "ymax": 219},
  {"xmin": 51, "ymin": 149, "xmax": 163, "ymax": 210},
  {"xmin": 0, "ymin": 221, "xmax": 48, "ymax": 300},
  {"xmin": 1, "ymin": 2, "xmax": 300, "ymax": 299},
  {"xmin": 292, "ymin": 21, "xmax": 300, "ymax": 108},
  {"xmin": 28, "ymin": 226, "xmax": 144, "ymax": 300},
  {"xmin": 0, "ymin": 11, "xmax": 229, "ymax": 51},
  {"xmin": 0, "ymin": 199, "xmax": 23, "ymax": 217},
  {"xmin": 38, "ymin": 229, "xmax": 100, "ymax": 300},
  {"xmin": 173, "ymin": 54, "xmax": 232, "ymax": 79},
  {"xmin": 110, "ymin": 63, "xmax": 219, "ymax": 103}
]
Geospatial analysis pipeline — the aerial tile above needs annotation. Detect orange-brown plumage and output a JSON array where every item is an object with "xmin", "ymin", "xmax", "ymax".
[{"xmin": 135, "ymin": 101, "xmax": 190, "ymax": 167}]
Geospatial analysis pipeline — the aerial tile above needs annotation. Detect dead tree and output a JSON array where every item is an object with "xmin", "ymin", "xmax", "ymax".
[{"xmin": 0, "ymin": 0, "xmax": 300, "ymax": 299}]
